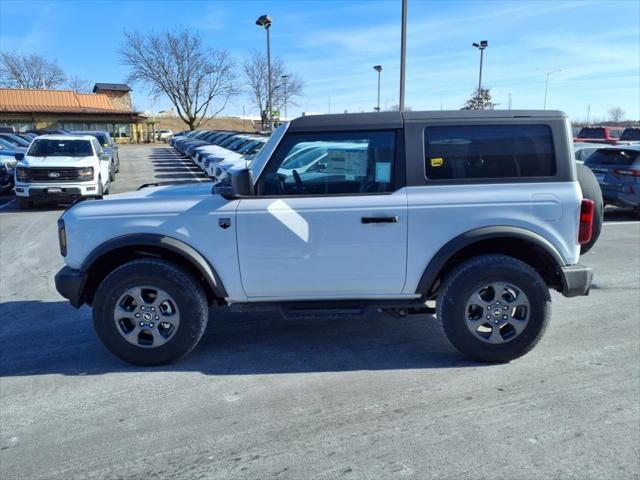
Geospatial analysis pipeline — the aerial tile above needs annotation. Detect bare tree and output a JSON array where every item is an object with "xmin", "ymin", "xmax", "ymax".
[
  {"xmin": 607, "ymin": 107, "xmax": 625, "ymax": 122},
  {"xmin": 120, "ymin": 29, "xmax": 239, "ymax": 130},
  {"xmin": 461, "ymin": 87, "xmax": 497, "ymax": 110},
  {"xmin": 66, "ymin": 75, "xmax": 92, "ymax": 93},
  {"xmin": 0, "ymin": 52, "xmax": 66, "ymax": 89},
  {"xmin": 243, "ymin": 50, "xmax": 304, "ymax": 126}
]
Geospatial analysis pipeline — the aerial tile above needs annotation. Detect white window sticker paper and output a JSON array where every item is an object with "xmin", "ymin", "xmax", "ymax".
[{"xmin": 375, "ymin": 162, "xmax": 391, "ymax": 183}]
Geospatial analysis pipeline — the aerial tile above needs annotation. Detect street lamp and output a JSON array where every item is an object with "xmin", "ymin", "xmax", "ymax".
[
  {"xmin": 472, "ymin": 40, "xmax": 488, "ymax": 102},
  {"xmin": 373, "ymin": 65, "xmax": 382, "ymax": 112},
  {"xmin": 256, "ymin": 14, "xmax": 273, "ymax": 131},
  {"xmin": 281, "ymin": 74, "xmax": 288, "ymax": 121},
  {"xmin": 537, "ymin": 68, "xmax": 562, "ymax": 110}
]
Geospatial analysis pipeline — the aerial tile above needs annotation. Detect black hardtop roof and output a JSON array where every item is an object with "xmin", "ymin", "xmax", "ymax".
[{"xmin": 288, "ymin": 110, "xmax": 567, "ymax": 132}]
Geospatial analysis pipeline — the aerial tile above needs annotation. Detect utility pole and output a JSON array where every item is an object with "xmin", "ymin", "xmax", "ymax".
[
  {"xmin": 399, "ymin": 0, "xmax": 407, "ymax": 112},
  {"xmin": 538, "ymin": 68, "xmax": 561, "ymax": 110}
]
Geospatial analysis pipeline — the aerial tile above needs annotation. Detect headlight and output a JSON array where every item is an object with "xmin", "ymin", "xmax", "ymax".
[
  {"xmin": 16, "ymin": 167, "xmax": 29, "ymax": 182},
  {"xmin": 78, "ymin": 167, "xmax": 94, "ymax": 179},
  {"xmin": 5, "ymin": 160, "xmax": 17, "ymax": 169},
  {"xmin": 57, "ymin": 218, "xmax": 67, "ymax": 256}
]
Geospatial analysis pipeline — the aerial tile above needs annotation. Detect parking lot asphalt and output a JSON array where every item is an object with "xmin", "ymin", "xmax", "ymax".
[{"xmin": 1, "ymin": 145, "xmax": 639, "ymax": 480}]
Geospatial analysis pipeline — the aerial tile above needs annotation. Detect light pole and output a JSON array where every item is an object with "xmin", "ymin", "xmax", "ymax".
[
  {"xmin": 373, "ymin": 65, "xmax": 382, "ymax": 112},
  {"xmin": 281, "ymin": 74, "xmax": 288, "ymax": 121},
  {"xmin": 399, "ymin": 0, "xmax": 407, "ymax": 112},
  {"xmin": 472, "ymin": 40, "xmax": 488, "ymax": 103},
  {"xmin": 256, "ymin": 14, "xmax": 273, "ymax": 131},
  {"xmin": 537, "ymin": 68, "xmax": 561, "ymax": 110}
]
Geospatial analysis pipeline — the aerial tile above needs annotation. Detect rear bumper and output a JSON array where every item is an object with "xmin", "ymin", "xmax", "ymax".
[
  {"xmin": 560, "ymin": 264, "xmax": 593, "ymax": 297},
  {"xmin": 55, "ymin": 266, "xmax": 87, "ymax": 308}
]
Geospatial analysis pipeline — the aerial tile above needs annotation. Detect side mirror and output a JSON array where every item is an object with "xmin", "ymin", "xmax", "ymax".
[
  {"xmin": 99, "ymin": 153, "xmax": 110, "ymax": 162},
  {"xmin": 215, "ymin": 168, "xmax": 254, "ymax": 199},
  {"xmin": 232, "ymin": 167, "xmax": 254, "ymax": 196},
  {"xmin": 15, "ymin": 152, "xmax": 24, "ymax": 161}
]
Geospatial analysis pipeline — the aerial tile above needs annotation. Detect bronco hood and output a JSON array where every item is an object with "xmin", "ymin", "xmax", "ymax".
[{"xmin": 63, "ymin": 181, "xmax": 228, "ymax": 220}]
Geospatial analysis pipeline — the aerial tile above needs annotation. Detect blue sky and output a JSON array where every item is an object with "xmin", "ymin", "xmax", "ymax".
[{"xmin": 1, "ymin": 0, "xmax": 638, "ymax": 121}]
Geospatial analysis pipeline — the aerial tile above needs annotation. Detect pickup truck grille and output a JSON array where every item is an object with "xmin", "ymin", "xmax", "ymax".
[{"xmin": 24, "ymin": 168, "xmax": 89, "ymax": 182}]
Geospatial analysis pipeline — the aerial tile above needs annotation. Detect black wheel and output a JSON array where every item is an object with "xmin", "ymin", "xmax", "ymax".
[
  {"xmin": 109, "ymin": 168, "xmax": 115, "ymax": 182},
  {"xmin": 576, "ymin": 163, "xmax": 603, "ymax": 254},
  {"xmin": 96, "ymin": 176, "xmax": 104, "ymax": 198},
  {"xmin": 437, "ymin": 254, "xmax": 551, "ymax": 363},
  {"xmin": 92, "ymin": 258, "xmax": 209, "ymax": 366},
  {"xmin": 16, "ymin": 197, "xmax": 32, "ymax": 209}
]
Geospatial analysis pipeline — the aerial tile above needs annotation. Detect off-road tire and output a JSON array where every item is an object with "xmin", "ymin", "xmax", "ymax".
[
  {"xmin": 577, "ymin": 163, "xmax": 603, "ymax": 254},
  {"xmin": 93, "ymin": 258, "xmax": 209, "ymax": 366},
  {"xmin": 437, "ymin": 254, "xmax": 551, "ymax": 363}
]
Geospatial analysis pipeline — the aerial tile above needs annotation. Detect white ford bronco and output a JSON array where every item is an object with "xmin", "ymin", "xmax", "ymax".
[
  {"xmin": 15, "ymin": 135, "xmax": 111, "ymax": 209},
  {"xmin": 55, "ymin": 111, "xmax": 599, "ymax": 366}
]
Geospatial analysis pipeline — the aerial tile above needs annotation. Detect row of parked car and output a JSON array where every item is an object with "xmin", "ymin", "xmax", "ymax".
[
  {"xmin": 169, "ymin": 129, "xmax": 268, "ymax": 183},
  {"xmin": 573, "ymin": 127, "xmax": 640, "ymax": 216},
  {"xmin": 0, "ymin": 128, "xmax": 122, "ymax": 208},
  {"xmin": 574, "ymin": 126, "xmax": 640, "ymax": 145}
]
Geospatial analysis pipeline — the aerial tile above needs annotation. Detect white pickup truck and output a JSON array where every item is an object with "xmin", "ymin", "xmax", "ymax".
[
  {"xmin": 15, "ymin": 135, "xmax": 111, "ymax": 209},
  {"xmin": 55, "ymin": 111, "xmax": 600, "ymax": 366}
]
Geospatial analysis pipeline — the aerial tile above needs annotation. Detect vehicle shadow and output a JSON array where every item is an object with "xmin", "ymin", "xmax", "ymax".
[
  {"xmin": 603, "ymin": 206, "xmax": 638, "ymax": 222},
  {"xmin": 0, "ymin": 300, "xmax": 483, "ymax": 378}
]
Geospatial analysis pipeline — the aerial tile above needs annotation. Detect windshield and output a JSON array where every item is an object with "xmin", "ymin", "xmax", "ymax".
[
  {"xmin": 73, "ymin": 132, "xmax": 109, "ymax": 146},
  {"xmin": 0, "ymin": 134, "xmax": 30, "ymax": 147},
  {"xmin": 28, "ymin": 139, "xmax": 94, "ymax": 157},
  {"xmin": 585, "ymin": 149, "xmax": 639, "ymax": 166},
  {"xmin": 620, "ymin": 129, "xmax": 640, "ymax": 141},
  {"xmin": 238, "ymin": 140, "xmax": 261, "ymax": 154}
]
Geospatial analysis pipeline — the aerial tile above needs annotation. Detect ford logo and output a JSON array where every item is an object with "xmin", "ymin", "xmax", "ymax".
[{"xmin": 48, "ymin": 172, "xmax": 60, "ymax": 178}]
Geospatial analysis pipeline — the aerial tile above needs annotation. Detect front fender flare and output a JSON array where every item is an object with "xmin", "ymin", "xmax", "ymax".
[{"xmin": 80, "ymin": 233, "xmax": 228, "ymax": 299}]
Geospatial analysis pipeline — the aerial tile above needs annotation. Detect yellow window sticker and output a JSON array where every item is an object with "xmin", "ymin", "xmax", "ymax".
[{"xmin": 431, "ymin": 157, "xmax": 444, "ymax": 167}]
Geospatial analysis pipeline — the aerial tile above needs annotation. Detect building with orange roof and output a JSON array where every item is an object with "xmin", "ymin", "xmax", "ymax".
[{"xmin": 0, "ymin": 84, "xmax": 150, "ymax": 142}]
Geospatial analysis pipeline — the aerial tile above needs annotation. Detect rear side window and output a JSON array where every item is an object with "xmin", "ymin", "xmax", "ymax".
[
  {"xmin": 620, "ymin": 129, "xmax": 640, "ymax": 141},
  {"xmin": 585, "ymin": 149, "xmax": 639, "ymax": 166},
  {"xmin": 578, "ymin": 127, "xmax": 605, "ymax": 139},
  {"xmin": 424, "ymin": 125, "xmax": 556, "ymax": 180}
]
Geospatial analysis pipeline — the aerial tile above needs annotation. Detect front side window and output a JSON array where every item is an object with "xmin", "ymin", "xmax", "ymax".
[
  {"xmin": 27, "ymin": 139, "xmax": 94, "ymax": 157},
  {"xmin": 257, "ymin": 130, "xmax": 396, "ymax": 196},
  {"xmin": 424, "ymin": 125, "xmax": 556, "ymax": 180}
]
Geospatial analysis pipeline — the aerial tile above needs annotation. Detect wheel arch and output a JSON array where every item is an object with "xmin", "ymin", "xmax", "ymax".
[
  {"xmin": 80, "ymin": 234, "xmax": 228, "ymax": 306},
  {"xmin": 415, "ymin": 226, "xmax": 566, "ymax": 298}
]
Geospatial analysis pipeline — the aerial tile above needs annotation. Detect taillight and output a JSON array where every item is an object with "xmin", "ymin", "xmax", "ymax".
[
  {"xmin": 578, "ymin": 199, "xmax": 595, "ymax": 245},
  {"xmin": 613, "ymin": 168, "xmax": 640, "ymax": 177}
]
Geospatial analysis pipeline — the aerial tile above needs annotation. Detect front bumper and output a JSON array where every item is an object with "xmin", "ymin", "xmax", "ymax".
[
  {"xmin": 55, "ymin": 266, "xmax": 87, "ymax": 308},
  {"xmin": 15, "ymin": 181, "xmax": 99, "ymax": 198},
  {"xmin": 559, "ymin": 264, "xmax": 593, "ymax": 297}
]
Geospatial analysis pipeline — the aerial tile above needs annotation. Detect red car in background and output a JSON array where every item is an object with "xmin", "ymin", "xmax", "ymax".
[{"xmin": 574, "ymin": 126, "xmax": 624, "ymax": 144}]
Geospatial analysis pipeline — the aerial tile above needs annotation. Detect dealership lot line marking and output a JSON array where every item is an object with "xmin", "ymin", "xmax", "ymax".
[{"xmin": 0, "ymin": 199, "xmax": 16, "ymax": 210}]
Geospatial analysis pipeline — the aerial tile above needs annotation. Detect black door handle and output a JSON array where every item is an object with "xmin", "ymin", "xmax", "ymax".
[{"xmin": 361, "ymin": 216, "xmax": 399, "ymax": 224}]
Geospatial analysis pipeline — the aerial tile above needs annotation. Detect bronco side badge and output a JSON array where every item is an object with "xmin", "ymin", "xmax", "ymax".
[{"xmin": 218, "ymin": 218, "xmax": 231, "ymax": 229}]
